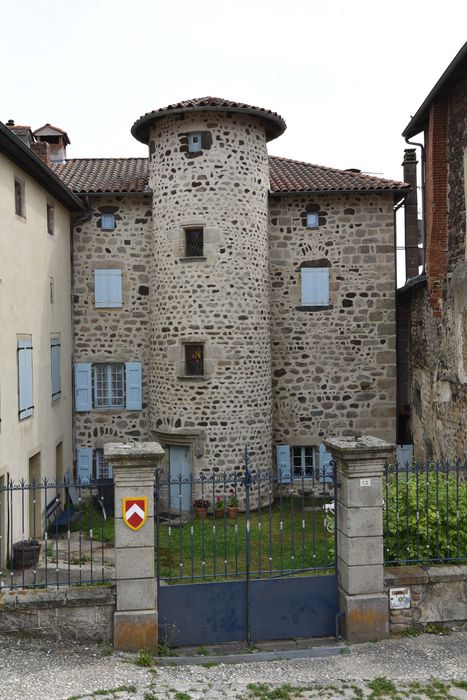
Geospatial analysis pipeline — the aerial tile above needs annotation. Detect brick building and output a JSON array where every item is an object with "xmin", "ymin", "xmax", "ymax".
[
  {"xmin": 397, "ymin": 43, "xmax": 467, "ymax": 459},
  {"xmin": 5, "ymin": 97, "xmax": 408, "ymax": 510}
]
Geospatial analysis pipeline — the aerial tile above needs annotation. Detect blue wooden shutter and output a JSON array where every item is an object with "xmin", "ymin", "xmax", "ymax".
[
  {"xmin": 75, "ymin": 363, "xmax": 92, "ymax": 411},
  {"xmin": 108, "ymin": 270, "xmax": 122, "ymax": 307},
  {"xmin": 276, "ymin": 445, "xmax": 291, "ymax": 483},
  {"xmin": 319, "ymin": 443, "xmax": 334, "ymax": 483},
  {"xmin": 76, "ymin": 448, "xmax": 93, "ymax": 484},
  {"xmin": 94, "ymin": 270, "xmax": 107, "ymax": 307},
  {"xmin": 18, "ymin": 339, "xmax": 33, "ymax": 419},
  {"xmin": 51, "ymin": 339, "xmax": 61, "ymax": 399},
  {"xmin": 125, "ymin": 362, "xmax": 142, "ymax": 410},
  {"xmin": 301, "ymin": 268, "xmax": 329, "ymax": 306}
]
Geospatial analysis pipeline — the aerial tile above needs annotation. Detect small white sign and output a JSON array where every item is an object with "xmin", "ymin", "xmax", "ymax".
[
  {"xmin": 389, "ymin": 587, "xmax": 411, "ymax": 610},
  {"xmin": 360, "ymin": 478, "xmax": 371, "ymax": 487}
]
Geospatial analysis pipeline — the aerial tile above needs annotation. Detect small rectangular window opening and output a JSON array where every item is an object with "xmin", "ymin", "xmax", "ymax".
[
  {"xmin": 47, "ymin": 204, "xmax": 54, "ymax": 235},
  {"xmin": 101, "ymin": 213, "xmax": 115, "ymax": 230},
  {"xmin": 185, "ymin": 344, "xmax": 204, "ymax": 376},
  {"xmin": 15, "ymin": 177, "xmax": 25, "ymax": 217},
  {"xmin": 306, "ymin": 211, "xmax": 319, "ymax": 228},
  {"xmin": 188, "ymin": 133, "xmax": 202, "ymax": 153},
  {"xmin": 185, "ymin": 228, "xmax": 204, "ymax": 257}
]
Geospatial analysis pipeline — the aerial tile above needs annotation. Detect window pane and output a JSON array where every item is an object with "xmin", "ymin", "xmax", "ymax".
[
  {"xmin": 101, "ymin": 213, "xmax": 115, "ymax": 230},
  {"xmin": 47, "ymin": 204, "xmax": 54, "ymax": 234},
  {"xmin": 15, "ymin": 178, "xmax": 24, "ymax": 217},
  {"xmin": 110, "ymin": 364, "xmax": 125, "ymax": 406},
  {"xmin": 94, "ymin": 365, "xmax": 108, "ymax": 407},
  {"xmin": 185, "ymin": 344, "xmax": 204, "ymax": 376},
  {"xmin": 185, "ymin": 228, "xmax": 204, "ymax": 257},
  {"xmin": 306, "ymin": 211, "xmax": 319, "ymax": 228}
]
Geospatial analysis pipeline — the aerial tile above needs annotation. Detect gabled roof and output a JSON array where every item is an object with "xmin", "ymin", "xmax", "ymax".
[
  {"xmin": 34, "ymin": 123, "xmax": 70, "ymax": 145},
  {"xmin": 269, "ymin": 156, "xmax": 408, "ymax": 193},
  {"xmin": 132, "ymin": 97, "xmax": 287, "ymax": 144},
  {"xmin": 402, "ymin": 42, "xmax": 467, "ymax": 138},
  {"xmin": 0, "ymin": 121, "xmax": 83, "ymax": 211},
  {"xmin": 52, "ymin": 155, "xmax": 408, "ymax": 195}
]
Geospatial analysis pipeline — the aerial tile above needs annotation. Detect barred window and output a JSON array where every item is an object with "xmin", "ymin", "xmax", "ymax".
[
  {"xmin": 94, "ymin": 364, "xmax": 125, "ymax": 408},
  {"xmin": 184, "ymin": 344, "xmax": 204, "ymax": 376},
  {"xmin": 185, "ymin": 228, "xmax": 204, "ymax": 257}
]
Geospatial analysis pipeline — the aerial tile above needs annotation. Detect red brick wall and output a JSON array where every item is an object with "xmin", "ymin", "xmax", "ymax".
[{"xmin": 424, "ymin": 99, "xmax": 448, "ymax": 315}]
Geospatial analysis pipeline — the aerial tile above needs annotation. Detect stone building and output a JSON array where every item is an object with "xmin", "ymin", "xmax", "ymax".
[
  {"xmin": 397, "ymin": 43, "xmax": 467, "ymax": 460},
  {"xmin": 47, "ymin": 97, "xmax": 406, "ymax": 503},
  {"xmin": 0, "ymin": 120, "xmax": 83, "ymax": 546}
]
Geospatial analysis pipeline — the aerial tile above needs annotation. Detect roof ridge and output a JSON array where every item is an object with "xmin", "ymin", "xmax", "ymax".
[
  {"xmin": 59, "ymin": 156, "xmax": 148, "ymax": 163},
  {"xmin": 269, "ymin": 155, "xmax": 401, "ymax": 184}
]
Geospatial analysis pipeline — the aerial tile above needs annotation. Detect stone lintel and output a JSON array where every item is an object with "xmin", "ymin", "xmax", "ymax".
[
  {"xmin": 324, "ymin": 436, "xmax": 395, "ymax": 478},
  {"xmin": 114, "ymin": 610, "xmax": 158, "ymax": 653},
  {"xmin": 340, "ymin": 592, "xmax": 389, "ymax": 643}
]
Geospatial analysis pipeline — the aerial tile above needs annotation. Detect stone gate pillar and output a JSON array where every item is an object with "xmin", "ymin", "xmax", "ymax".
[
  {"xmin": 104, "ymin": 442, "xmax": 165, "ymax": 654},
  {"xmin": 324, "ymin": 436, "xmax": 394, "ymax": 643}
]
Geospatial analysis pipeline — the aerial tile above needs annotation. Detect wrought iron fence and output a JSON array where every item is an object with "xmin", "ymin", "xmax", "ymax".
[
  {"xmin": 154, "ymin": 459, "xmax": 336, "ymax": 585},
  {"xmin": 0, "ymin": 478, "xmax": 115, "ymax": 590},
  {"xmin": 384, "ymin": 459, "xmax": 467, "ymax": 565}
]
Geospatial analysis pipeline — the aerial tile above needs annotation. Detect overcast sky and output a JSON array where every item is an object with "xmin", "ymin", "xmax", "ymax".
[{"xmin": 3, "ymin": 0, "xmax": 466, "ymax": 182}]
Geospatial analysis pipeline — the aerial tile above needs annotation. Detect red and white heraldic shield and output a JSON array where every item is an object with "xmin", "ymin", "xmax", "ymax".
[{"xmin": 122, "ymin": 497, "xmax": 148, "ymax": 531}]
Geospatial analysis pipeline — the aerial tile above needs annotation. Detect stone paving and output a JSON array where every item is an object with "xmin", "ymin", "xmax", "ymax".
[{"xmin": 1, "ymin": 629, "xmax": 467, "ymax": 699}]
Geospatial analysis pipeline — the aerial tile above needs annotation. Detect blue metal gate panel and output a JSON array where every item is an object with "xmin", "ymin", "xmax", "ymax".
[
  {"xmin": 159, "ymin": 580, "xmax": 247, "ymax": 646},
  {"xmin": 250, "ymin": 574, "xmax": 338, "ymax": 640},
  {"xmin": 158, "ymin": 574, "xmax": 338, "ymax": 646}
]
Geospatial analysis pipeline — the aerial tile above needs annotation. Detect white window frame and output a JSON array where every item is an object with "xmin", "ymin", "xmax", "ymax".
[
  {"xmin": 292, "ymin": 446, "xmax": 318, "ymax": 480},
  {"xmin": 301, "ymin": 267, "xmax": 329, "ymax": 306},
  {"xmin": 101, "ymin": 213, "xmax": 115, "ymax": 230},
  {"xmin": 188, "ymin": 133, "xmax": 202, "ymax": 153},
  {"xmin": 93, "ymin": 363, "xmax": 125, "ymax": 409},
  {"xmin": 95, "ymin": 448, "xmax": 112, "ymax": 480}
]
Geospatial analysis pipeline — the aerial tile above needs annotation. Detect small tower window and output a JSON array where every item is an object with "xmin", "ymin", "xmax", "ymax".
[
  {"xmin": 188, "ymin": 133, "xmax": 202, "ymax": 154},
  {"xmin": 185, "ymin": 228, "xmax": 204, "ymax": 257},
  {"xmin": 101, "ymin": 213, "xmax": 115, "ymax": 230},
  {"xmin": 47, "ymin": 204, "xmax": 54, "ymax": 235},
  {"xmin": 306, "ymin": 211, "xmax": 319, "ymax": 228},
  {"xmin": 184, "ymin": 344, "xmax": 204, "ymax": 376}
]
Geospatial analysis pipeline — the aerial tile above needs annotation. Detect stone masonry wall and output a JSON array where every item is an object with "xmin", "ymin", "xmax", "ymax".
[
  {"xmin": 447, "ymin": 68, "xmax": 467, "ymax": 268},
  {"xmin": 147, "ymin": 111, "xmax": 272, "ymax": 479},
  {"xmin": 270, "ymin": 193, "xmax": 397, "ymax": 447},
  {"xmin": 73, "ymin": 195, "xmax": 152, "ymax": 456}
]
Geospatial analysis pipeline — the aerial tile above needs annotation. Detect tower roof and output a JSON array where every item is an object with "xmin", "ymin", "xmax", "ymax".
[{"xmin": 131, "ymin": 97, "xmax": 287, "ymax": 144}]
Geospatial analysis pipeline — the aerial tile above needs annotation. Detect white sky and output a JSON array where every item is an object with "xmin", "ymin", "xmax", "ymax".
[{"xmin": 2, "ymin": 0, "xmax": 466, "ymax": 283}]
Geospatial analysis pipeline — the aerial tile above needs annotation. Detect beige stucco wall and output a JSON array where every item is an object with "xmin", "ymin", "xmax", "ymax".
[{"xmin": 0, "ymin": 152, "xmax": 73, "ymax": 541}]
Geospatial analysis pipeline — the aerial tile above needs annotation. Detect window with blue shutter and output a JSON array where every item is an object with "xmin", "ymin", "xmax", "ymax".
[
  {"xmin": 75, "ymin": 363, "xmax": 92, "ymax": 412},
  {"xmin": 76, "ymin": 447, "xmax": 93, "ymax": 484},
  {"xmin": 18, "ymin": 339, "xmax": 33, "ymax": 420},
  {"xmin": 125, "ymin": 362, "xmax": 142, "ymax": 410},
  {"xmin": 276, "ymin": 445, "xmax": 291, "ymax": 483},
  {"xmin": 51, "ymin": 338, "xmax": 61, "ymax": 400},
  {"xmin": 94, "ymin": 269, "xmax": 122, "ymax": 308},
  {"xmin": 319, "ymin": 444, "xmax": 334, "ymax": 483},
  {"xmin": 301, "ymin": 267, "xmax": 329, "ymax": 306}
]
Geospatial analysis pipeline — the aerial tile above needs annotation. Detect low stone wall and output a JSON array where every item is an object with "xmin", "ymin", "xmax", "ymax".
[
  {"xmin": 385, "ymin": 565, "xmax": 467, "ymax": 631},
  {"xmin": 0, "ymin": 585, "xmax": 115, "ymax": 642}
]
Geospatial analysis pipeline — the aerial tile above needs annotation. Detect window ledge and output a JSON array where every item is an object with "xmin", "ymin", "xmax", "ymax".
[
  {"xmin": 296, "ymin": 304, "xmax": 333, "ymax": 312},
  {"xmin": 15, "ymin": 214, "xmax": 26, "ymax": 223},
  {"xmin": 180, "ymin": 256, "xmax": 207, "ymax": 262},
  {"xmin": 177, "ymin": 374, "xmax": 207, "ymax": 381}
]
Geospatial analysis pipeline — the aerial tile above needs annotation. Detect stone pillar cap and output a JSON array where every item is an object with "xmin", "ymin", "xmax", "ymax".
[
  {"xmin": 104, "ymin": 442, "xmax": 165, "ymax": 463},
  {"xmin": 323, "ymin": 435, "xmax": 395, "ymax": 460}
]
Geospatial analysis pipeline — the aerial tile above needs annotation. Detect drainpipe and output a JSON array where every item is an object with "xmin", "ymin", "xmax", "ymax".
[{"xmin": 404, "ymin": 138, "xmax": 425, "ymax": 273}]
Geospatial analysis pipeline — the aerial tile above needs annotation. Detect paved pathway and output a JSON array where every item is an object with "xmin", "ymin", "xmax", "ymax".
[{"xmin": 1, "ymin": 629, "xmax": 467, "ymax": 699}]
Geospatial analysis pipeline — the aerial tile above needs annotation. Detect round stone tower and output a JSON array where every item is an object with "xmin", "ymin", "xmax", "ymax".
[{"xmin": 132, "ymin": 98, "xmax": 286, "ymax": 496}]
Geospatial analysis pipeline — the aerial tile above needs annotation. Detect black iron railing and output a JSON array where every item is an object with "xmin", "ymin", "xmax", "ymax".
[
  {"xmin": 384, "ymin": 459, "xmax": 467, "ymax": 565},
  {"xmin": 154, "ymin": 455, "xmax": 336, "ymax": 585},
  {"xmin": 0, "ymin": 478, "xmax": 114, "ymax": 590}
]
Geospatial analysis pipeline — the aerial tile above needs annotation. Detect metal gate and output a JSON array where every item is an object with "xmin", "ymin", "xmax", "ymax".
[{"xmin": 155, "ymin": 454, "xmax": 338, "ymax": 647}]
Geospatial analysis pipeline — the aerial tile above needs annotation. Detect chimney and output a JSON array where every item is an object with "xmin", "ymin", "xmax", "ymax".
[
  {"xmin": 33, "ymin": 123, "xmax": 70, "ymax": 163},
  {"xmin": 30, "ymin": 140, "xmax": 51, "ymax": 166},
  {"xmin": 5, "ymin": 120, "xmax": 35, "ymax": 147},
  {"xmin": 402, "ymin": 148, "xmax": 421, "ymax": 280}
]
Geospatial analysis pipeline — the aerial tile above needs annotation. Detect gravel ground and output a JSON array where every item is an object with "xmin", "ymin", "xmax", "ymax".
[{"xmin": 1, "ymin": 630, "xmax": 467, "ymax": 700}]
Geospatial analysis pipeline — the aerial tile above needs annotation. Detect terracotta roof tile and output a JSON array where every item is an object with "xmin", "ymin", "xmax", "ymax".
[
  {"xmin": 269, "ymin": 156, "xmax": 408, "ymax": 193},
  {"xmin": 53, "ymin": 156, "xmax": 408, "ymax": 195},
  {"xmin": 132, "ymin": 96, "xmax": 287, "ymax": 143},
  {"xmin": 52, "ymin": 158, "xmax": 149, "ymax": 193}
]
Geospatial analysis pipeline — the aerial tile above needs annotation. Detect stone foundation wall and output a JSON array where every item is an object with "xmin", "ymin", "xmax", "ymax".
[
  {"xmin": 73, "ymin": 195, "xmax": 152, "ymax": 455},
  {"xmin": 269, "ymin": 193, "xmax": 397, "ymax": 447},
  {"xmin": 0, "ymin": 586, "xmax": 115, "ymax": 641},
  {"xmin": 385, "ymin": 565, "xmax": 467, "ymax": 632}
]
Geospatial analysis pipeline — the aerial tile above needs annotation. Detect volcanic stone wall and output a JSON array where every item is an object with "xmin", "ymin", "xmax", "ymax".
[
  {"xmin": 269, "ymin": 193, "xmax": 397, "ymax": 447},
  {"xmin": 147, "ymin": 110, "xmax": 272, "ymax": 476},
  {"xmin": 73, "ymin": 195, "xmax": 152, "ymax": 452}
]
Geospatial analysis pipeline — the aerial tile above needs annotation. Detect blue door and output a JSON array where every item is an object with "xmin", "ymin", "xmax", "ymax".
[{"xmin": 169, "ymin": 446, "xmax": 191, "ymax": 512}]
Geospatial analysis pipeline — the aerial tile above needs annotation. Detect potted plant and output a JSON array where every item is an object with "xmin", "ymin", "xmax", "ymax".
[
  {"xmin": 12, "ymin": 539, "xmax": 41, "ymax": 569},
  {"xmin": 193, "ymin": 498, "xmax": 210, "ymax": 519},
  {"xmin": 227, "ymin": 495, "xmax": 239, "ymax": 519},
  {"xmin": 214, "ymin": 496, "xmax": 226, "ymax": 519}
]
